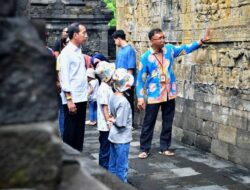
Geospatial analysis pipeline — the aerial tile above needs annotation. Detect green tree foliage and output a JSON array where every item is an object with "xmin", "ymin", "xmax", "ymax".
[{"xmin": 102, "ymin": 0, "xmax": 116, "ymax": 27}]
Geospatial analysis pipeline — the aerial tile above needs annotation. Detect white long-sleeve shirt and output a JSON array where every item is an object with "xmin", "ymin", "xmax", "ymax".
[{"xmin": 59, "ymin": 42, "xmax": 88, "ymax": 104}]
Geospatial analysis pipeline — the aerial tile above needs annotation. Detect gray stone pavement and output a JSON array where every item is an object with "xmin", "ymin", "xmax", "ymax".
[{"xmin": 83, "ymin": 126, "xmax": 250, "ymax": 190}]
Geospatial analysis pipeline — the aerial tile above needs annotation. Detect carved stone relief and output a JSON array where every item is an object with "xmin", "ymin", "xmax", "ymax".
[
  {"xmin": 218, "ymin": 44, "xmax": 250, "ymax": 69},
  {"xmin": 195, "ymin": 0, "xmax": 230, "ymax": 22}
]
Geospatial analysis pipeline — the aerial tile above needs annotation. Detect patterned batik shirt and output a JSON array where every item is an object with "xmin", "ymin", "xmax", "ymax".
[{"xmin": 136, "ymin": 41, "xmax": 201, "ymax": 104}]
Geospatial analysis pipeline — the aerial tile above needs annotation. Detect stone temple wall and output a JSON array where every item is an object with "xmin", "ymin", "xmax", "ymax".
[{"xmin": 117, "ymin": 0, "xmax": 250, "ymax": 168}]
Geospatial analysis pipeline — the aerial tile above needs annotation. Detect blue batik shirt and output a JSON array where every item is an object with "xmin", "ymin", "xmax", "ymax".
[
  {"xmin": 116, "ymin": 44, "xmax": 136, "ymax": 86},
  {"xmin": 136, "ymin": 41, "xmax": 201, "ymax": 104}
]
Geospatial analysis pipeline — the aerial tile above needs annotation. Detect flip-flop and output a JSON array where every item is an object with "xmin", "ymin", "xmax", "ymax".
[
  {"xmin": 89, "ymin": 121, "xmax": 97, "ymax": 126},
  {"xmin": 159, "ymin": 150, "xmax": 175, "ymax": 156},
  {"xmin": 138, "ymin": 152, "xmax": 150, "ymax": 159}
]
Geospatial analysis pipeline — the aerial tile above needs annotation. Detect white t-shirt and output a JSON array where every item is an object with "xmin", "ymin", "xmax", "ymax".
[
  {"xmin": 96, "ymin": 82, "xmax": 113, "ymax": 131},
  {"xmin": 88, "ymin": 79, "xmax": 99, "ymax": 101}
]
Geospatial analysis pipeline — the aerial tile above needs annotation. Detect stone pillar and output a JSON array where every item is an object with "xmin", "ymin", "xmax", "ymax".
[{"xmin": 0, "ymin": 1, "xmax": 62, "ymax": 189}]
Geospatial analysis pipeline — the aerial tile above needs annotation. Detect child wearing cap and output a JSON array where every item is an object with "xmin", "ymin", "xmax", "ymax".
[
  {"xmin": 85, "ymin": 68, "xmax": 99, "ymax": 126},
  {"xmin": 95, "ymin": 61, "xmax": 115, "ymax": 170},
  {"xmin": 107, "ymin": 68, "xmax": 134, "ymax": 183}
]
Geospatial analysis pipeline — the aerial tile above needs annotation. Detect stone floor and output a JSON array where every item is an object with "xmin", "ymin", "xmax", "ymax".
[{"xmin": 82, "ymin": 126, "xmax": 250, "ymax": 190}]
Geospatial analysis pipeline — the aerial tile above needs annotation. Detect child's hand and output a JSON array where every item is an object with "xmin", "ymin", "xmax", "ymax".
[
  {"xmin": 108, "ymin": 116, "xmax": 116, "ymax": 123},
  {"xmin": 108, "ymin": 122, "xmax": 112, "ymax": 129}
]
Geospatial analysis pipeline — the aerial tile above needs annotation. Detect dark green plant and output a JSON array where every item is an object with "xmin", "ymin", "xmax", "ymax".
[{"xmin": 102, "ymin": 0, "xmax": 116, "ymax": 27}]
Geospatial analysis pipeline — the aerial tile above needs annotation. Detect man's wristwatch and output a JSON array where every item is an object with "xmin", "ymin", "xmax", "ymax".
[{"xmin": 66, "ymin": 95, "xmax": 72, "ymax": 101}]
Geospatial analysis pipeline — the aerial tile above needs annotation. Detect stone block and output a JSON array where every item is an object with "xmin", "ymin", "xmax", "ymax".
[
  {"xmin": 209, "ymin": 49, "xmax": 218, "ymax": 65},
  {"xmin": 175, "ymin": 97, "xmax": 185, "ymax": 112},
  {"xmin": 220, "ymin": 96, "xmax": 249, "ymax": 111},
  {"xmin": 195, "ymin": 101, "xmax": 212, "ymax": 111},
  {"xmin": 248, "ymin": 115, "xmax": 250, "ymax": 132},
  {"xmin": 0, "ymin": 123, "xmax": 62, "ymax": 189},
  {"xmin": 59, "ymin": 163, "xmax": 110, "ymax": 190},
  {"xmin": 173, "ymin": 112, "xmax": 184, "ymax": 129},
  {"xmin": 195, "ymin": 135, "xmax": 212, "ymax": 152},
  {"xmin": 183, "ymin": 114, "xmax": 200, "ymax": 133},
  {"xmin": 211, "ymin": 139, "xmax": 229, "ymax": 160},
  {"xmin": 241, "ymin": 70, "xmax": 250, "ymax": 89},
  {"xmin": 172, "ymin": 126, "xmax": 184, "ymax": 141},
  {"xmin": 0, "ymin": 0, "xmax": 17, "ymax": 17},
  {"xmin": 227, "ymin": 115, "xmax": 248, "ymax": 130},
  {"xmin": 212, "ymin": 104, "xmax": 230, "ymax": 116},
  {"xmin": 228, "ymin": 145, "xmax": 250, "ymax": 169},
  {"xmin": 218, "ymin": 125, "xmax": 237, "ymax": 145},
  {"xmin": 212, "ymin": 112, "xmax": 229, "ymax": 125},
  {"xmin": 236, "ymin": 130, "xmax": 250, "ymax": 151},
  {"xmin": 0, "ymin": 18, "xmax": 57, "ymax": 125},
  {"xmin": 199, "ymin": 121, "xmax": 218, "ymax": 139},
  {"xmin": 182, "ymin": 130, "xmax": 197, "ymax": 146},
  {"xmin": 195, "ymin": 108, "xmax": 213, "ymax": 122}
]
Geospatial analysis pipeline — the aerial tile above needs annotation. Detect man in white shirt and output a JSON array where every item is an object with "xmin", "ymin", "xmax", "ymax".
[{"xmin": 59, "ymin": 23, "xmax": 88, "ymax": 152}]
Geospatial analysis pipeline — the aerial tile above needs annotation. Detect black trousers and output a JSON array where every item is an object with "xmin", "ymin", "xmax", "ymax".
[
  {"xmin": 140, "ymin": 99, "xmax": 175, "ymax": 152},
  {"xmin": 63, "ymin": 102, "xmax": 87, "ymax": 152},
  {"xmin": 124, "ymin": 86, "xmax": 135, "ymax": 127}
]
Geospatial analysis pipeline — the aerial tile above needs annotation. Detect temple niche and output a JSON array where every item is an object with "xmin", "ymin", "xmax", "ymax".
[
  {"xmin": 22, "ymin": 0, "xmax": 114, "ymax": 57},
  {"xmin": 117, "ymin": 0, "xmax": 250, "ymax": 168}
]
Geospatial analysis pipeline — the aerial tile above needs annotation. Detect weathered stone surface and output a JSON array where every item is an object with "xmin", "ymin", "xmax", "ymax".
[
  {"xmin": 172, "ymin": 126, "xmax": 184, "ymax": 142},
  {"xmin": 119, "ymin": 0, "xmax": 250, "ymax": 169},
  {"xmin": 173, "ymin": 112, "xmax": 185, "ymax": 129},
  {"xmin": 199, "ymin": 121, "xmax": 218, "ymax": 139},
  {"xmin": 60, "ymin": 163, "xmax": 111, "ymax": 190},
  {"xmin": 182, "ymin": 114, "xmax": 201, "ymax": 133},
  {"xmin": 229, "ymin": 144, "xmax": 250, "ymax": 169},
  {"xmin": 0, "ymin": 122, "xmax": 62, "ymax": 189},
  {"xmin": 0, "ymin": 18, "xmax": 57, "ymax": 125},
  {"xmin": 195, "ymin": 135, "xmax": 212, "ymax": 152},
  {"xmin": 182, "ymin": 131, "xmax": 197, "ymax": 146},
  {"xmin": 0, "ymin": 0, "xmax": 16, "ymax": 17},
  {"xmin": 227, "ymin": 115, "xmax": 248, "ymax": 130},
  {"xmin": 218, "ymin": 125, "xmax": 237, "ymax": 145},
  {"xmin": 236, "ymin": 130, "xmax": 250, "ymax": 151},
  {"xmin": 62, "ymin": 143, "xmax": 136, "ymax": 190},
  {"xmin": 211, "ymin": 139, "xmax": 229, "ymax": 160}
]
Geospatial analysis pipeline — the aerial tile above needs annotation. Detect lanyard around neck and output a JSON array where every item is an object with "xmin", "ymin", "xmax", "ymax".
[{"xmin": 153, "ymin": 52, "xmax": 164, "ymax": 73}]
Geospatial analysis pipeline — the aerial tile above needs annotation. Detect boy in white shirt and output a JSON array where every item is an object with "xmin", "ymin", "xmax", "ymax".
[{"xmin": 95, "ymin": 61, "xmax": 115, "ymax": 170}]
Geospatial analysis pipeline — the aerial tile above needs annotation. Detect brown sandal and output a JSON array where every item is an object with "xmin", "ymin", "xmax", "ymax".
[
  {"xmin": 138, "ymin": 152, "xmax": 150, "ymax": 159},
  {"xmin": 159, "ymin": 150, "xmax": 175, "ymax": 156}
]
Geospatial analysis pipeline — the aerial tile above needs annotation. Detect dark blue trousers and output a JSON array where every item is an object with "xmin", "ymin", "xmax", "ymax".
[
  {"xmin": 140, "ymin": 99, "xmax": 175, "ymax": 152},
  {"xmin": 99, "ymin": 131, "xmax": 110, "ymax": 170}
]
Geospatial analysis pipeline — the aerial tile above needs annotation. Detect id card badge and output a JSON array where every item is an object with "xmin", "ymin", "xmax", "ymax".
[{"xmin": 160, "ymin": 74, "xmax": 166, "ymax": 83}]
